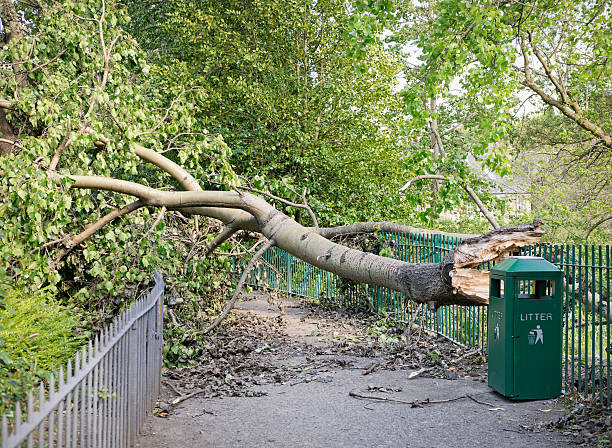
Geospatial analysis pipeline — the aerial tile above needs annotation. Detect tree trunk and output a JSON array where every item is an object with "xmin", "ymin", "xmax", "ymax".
[
  {"xmin": 0, "ymin": 109, "xmax": 17, "ymax": 154},
  {"xmin": 66, "ymin": 174, "xmax": 544, "ymax": 307}
]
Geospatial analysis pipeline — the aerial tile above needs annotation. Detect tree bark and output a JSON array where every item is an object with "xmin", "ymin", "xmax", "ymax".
[
  {"xmin": 62, "ymin": 172, "xmax": 544, "ymax": 307},
  {"xmin": 0, "ymin": 109, "xmax": 18, "ymax": 154}
]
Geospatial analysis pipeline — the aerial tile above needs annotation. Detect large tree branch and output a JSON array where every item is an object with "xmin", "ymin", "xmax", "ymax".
[
  {"xmin": 518, "ymin": 41, "xmax": 612, "ymax": 149},
  {"xmin": 130, "ymin": 144, "xmax": 260, "ymax": 232},
  {"xmin": 78, "ymin": 136, "xmax": 260, "ymax": 232},
  {"xmin": 316, "ymin": 221, "xmax": 475, "ymax": 240},
  {"xmin": 59, "ymin": 172, "xmax": 543, "ymax": 306}
]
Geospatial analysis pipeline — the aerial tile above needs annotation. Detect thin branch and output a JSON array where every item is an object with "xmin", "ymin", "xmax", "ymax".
[
  {"xmin": 518, "ymin": 39, "xmax": 612, "ymax": 149},
  {"xmin": 461, "ymin": 184, "xmax": 500, "ymax": 229},
  {"xmin": 0, "ymin": 137, "xmax": 25, "ymax": 150},
  {"xmin": 216, "ymin": 237, "xmax": 267, "ymax": 256},
  {"xmin": 348, "ymin": 390, "xmax": 466, "ymax": 406},
  {"xmin": 527, "ymin": 30, "xmax": 571, "ymax": 107},
  {"xmin": 349, "ymin": 389, "xmax": 498, "ymax": 408},
  {"xmin": 203, "ymin": 238, "xmax": 275, "ymax": 334},
  {"xmin": 170, "ymin": 389, "xmax": 205, "ymax": 406},
  {"xmin": 27, "ymin": 48, "xmax": 67, "ymax": 75},
  {"xmin": 80, "ymin": 1, "xmax": 121, "ymax": 122},
  {"xmin": 585, "ymin": 215, "xmax": 612, "ymax": 242},
  {"xmin": 135, "ymin": 89, "xmax": 185, "ymax": 137},
  {"xmin": 48, "ymin": 116, "xmax": 71, "ymax": 171},
  {"xmin": 237, "ymin": 183, "xmax": 319, "ymax": 228},
  {"xmin": 282, "ymin": 179, "xmax": 319, "ymax": 228},
  {"xmin": 400, "ymin": 175, "xmax": 500, "ymax": 229},
  {"xmin": 50, "ymin": 199, "xmax": 145, "ymax": 272},
  {"xmin": 106, "ymin": 110, "xmax": 127, "ymax": 141},
  {"xmin": 139, "ymin": 206, "xmax": 166, "ymax": 242},
  {"xmin": 204, "ymin": 226, "xmax": 239, "ymax": 256}
]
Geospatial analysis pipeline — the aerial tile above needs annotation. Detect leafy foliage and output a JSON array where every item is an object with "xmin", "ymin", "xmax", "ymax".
[
  {"xmin": 0, "ymin": 0, "xmax": 236, "ymax": 320},
  {"xmin": 0, "ymin": 285, "xmax": 86, "ymax": 414},
  {"xmin": 125, "ymin": 0, "xmax": 413, "ymax": 226}
]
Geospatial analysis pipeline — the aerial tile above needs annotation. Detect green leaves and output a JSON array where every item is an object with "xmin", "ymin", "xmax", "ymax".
[
  {"xmin": 125, "ymin": 0, "xmax": 412, "ymax": 226},
  {"xmin": 0, "ymin": 0, "xmax": 240, "ymax": 316}
]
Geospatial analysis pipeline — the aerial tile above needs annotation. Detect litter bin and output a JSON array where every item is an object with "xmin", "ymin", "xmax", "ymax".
[{"xmin": 487, "ymin": 256, "xmax": 563, "ymax": 400}]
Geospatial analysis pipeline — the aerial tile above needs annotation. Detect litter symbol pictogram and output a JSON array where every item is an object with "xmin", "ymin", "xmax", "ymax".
[{"xmin": 528, "ymin": 325, "xmax": 544, "ymax": 345}]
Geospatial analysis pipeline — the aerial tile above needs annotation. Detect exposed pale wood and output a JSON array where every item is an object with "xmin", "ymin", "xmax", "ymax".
[
  {"xmin": 451, "ymin": 220, "xmax": 544, "ymax": 269},
  {"xmin": 450, "ymin": 269, "xmax": 490, "ymax": 305}
]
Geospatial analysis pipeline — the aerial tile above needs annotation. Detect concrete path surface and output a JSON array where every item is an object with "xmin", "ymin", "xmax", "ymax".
[{"xmin": 136, "ymin": 294, "xmax": 572, "ymax": 448}]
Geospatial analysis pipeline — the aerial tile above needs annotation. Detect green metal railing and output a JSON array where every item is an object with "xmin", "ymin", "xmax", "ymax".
[{"xmin": 242, "ymin": 232, "xmax": 610, "ymax": 406}]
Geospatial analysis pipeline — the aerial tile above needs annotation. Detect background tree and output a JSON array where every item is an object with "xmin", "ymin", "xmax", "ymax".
[
  {"xmin": 124, "ymin": 0, "xmax": 413, "ymax": 226},
  {"xmin": 395, "ymin": 0, "xmax": 611, "ymax": 238}
]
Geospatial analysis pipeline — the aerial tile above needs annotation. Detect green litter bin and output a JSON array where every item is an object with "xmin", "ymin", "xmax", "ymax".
[{"xmin": 487, "ymin": 256, "xmax": 563, "ymax": 400}]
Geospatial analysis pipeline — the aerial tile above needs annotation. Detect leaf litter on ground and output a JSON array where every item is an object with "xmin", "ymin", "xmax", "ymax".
[{"xmin": 155, "ymin": 295, "xmax": 489, "ymax": 416}]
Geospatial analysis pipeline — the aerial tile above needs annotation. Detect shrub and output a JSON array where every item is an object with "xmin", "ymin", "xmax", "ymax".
[{"xmin": 0, "ymin": 286, "xmax": 86, "ymax": 415}]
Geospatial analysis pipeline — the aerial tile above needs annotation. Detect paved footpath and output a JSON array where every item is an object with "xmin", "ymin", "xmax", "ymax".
[{"xmin": 136, "ymin": 295, "xmax": 573, "ymax": 448}]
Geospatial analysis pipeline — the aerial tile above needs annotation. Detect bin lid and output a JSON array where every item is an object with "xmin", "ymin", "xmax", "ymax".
[{"xmin": 490, "ymin": 256, "xmax": 562, "ymax": 275}]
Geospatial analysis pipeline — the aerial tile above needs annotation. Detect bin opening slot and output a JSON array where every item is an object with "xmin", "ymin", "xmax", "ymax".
[
  {"xmin": 491, "ymin": 278, "xmax": 504, "ymax": 298},
  {"xmin": 518, "ymin": 279, "xmax": 555, "ymax": 299}
]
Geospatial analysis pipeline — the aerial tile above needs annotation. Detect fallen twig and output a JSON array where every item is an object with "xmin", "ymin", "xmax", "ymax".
[
  {"xmin": 170, "ymin": 389, "xmax": 206, "ymax": 405},
  {"xmin": 408, "ymin": 367, "xmax": 434, "ymax": 379},
  {"xmin": 349, "ymin": 390, "xmax": 503, "ymax": 410},
  {"xmin": 361, "ymin": 359, "xmax": 393, "ymax": 375},
  {"xmin": 349, "ymin": 390, "xmax": 465, "ymax": 407},
  {"xmin": 161, "ymin": 379, "xmax": 183, "ymax": 397},
  {"xmin": 466, "ymin": 394, "xmax": 498, "ymax": 408},
  {"xmin": 450, "ymin": 348, "xmax": 481, "ymax": 364}
]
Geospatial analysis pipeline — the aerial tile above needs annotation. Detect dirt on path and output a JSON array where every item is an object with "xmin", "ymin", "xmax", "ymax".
[{"xmin": 136, "ymin": 292, "xmax": 574, "ymax": 448}]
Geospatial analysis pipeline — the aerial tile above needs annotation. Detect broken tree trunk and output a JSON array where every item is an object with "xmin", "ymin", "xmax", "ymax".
[{"xmin": 65, "ymin": 172, "xmax": 545, "ymax": 307}]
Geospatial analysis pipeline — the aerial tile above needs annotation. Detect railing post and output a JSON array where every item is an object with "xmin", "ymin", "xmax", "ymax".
[
  {"xmin": 286, "ymin": 251, "xmax": 292, "ymax": 295},
  {"xmin": 127, "ymin": 319, "xmax": 139, "ymax": 446},
  {"xmin": 433, "ymin": 233, "xmax": 440, "ymax": 263}
]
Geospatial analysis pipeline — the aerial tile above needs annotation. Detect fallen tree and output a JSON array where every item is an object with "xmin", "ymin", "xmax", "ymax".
[
  {"xmin": 0, "ymin": 0, "xmax": 546, "ymax": 326},
  {"xmin": 55, "ymin": 146, "xmax": 544, "ymax": 311}
]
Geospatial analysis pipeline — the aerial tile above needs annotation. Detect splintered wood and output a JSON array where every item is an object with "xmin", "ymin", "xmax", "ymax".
[
  {"xmin": 452, "ymin": 220, "xmax": 544, "ymax": 269},
  {"xmin": 449, "ymin": 220, "xmax": 545, "ymax": 305},
  {"xmin": 451, "ymin": 269, "xmax": 490, "ymax": 304}
]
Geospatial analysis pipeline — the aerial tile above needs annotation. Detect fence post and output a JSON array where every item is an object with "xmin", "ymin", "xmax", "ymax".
[
  {"xmin": 433, "ymin": 234, "xmax": 442, "ymax": 332},
  {"xmin": 127, "ymin": 318, "xmax": 139, "ymax": 446},
  {"xmin": 433, "ymin": 233, "xmax": 440, "ymax": 263},
  {"xmin": 286, "ymin": 251, "xmax": 292, "ymax": 295}
]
